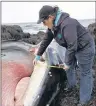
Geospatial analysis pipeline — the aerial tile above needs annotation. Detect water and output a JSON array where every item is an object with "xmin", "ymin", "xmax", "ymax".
[
  {"xmin": 78, "ymin": 19, "xmax": 95, "ymax": 27},
  {"xmin": 19, "ymin": 23, "xmax": 47, "ymax": 34}
]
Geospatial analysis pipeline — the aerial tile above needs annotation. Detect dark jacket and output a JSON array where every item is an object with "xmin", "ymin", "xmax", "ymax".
[{"xmin": 37, "ymin": 12, "xmax": 94, "ymax": 66}]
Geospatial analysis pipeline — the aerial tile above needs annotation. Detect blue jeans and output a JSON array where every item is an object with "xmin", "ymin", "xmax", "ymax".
[{"xmin": 66, "ymin": 46, "xmax": 95, "ymax": 104}]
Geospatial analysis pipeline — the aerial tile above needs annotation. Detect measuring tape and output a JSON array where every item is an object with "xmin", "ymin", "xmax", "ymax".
[
  {"xmin": 35, "ymin": 63, "xmax": 64, "ymax": 69},
  {"xmin": 48, "ymin": 65, "xmax": 64, "ymax": 68}
]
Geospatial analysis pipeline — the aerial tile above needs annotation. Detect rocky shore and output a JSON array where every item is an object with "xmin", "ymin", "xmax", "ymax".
[
  {"xmin": 1, "ymin": 23, "xmax": 96, "ymax": 44},
  {"xmin": 1, "ymin": 25, "xmax": 45, "ymax": 44}
]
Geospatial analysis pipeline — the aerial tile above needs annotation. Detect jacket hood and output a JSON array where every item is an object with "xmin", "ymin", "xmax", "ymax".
[{"xmin": 54, "ymin": 12, "xmax": 70, "ymax": 27}]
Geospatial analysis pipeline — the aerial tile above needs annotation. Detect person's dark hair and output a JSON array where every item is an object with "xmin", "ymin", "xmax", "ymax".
[
  {"xmin": 51, "ymin": 6, "xmax": 59, "ymax": 17},
  {"xmin": 53, "ymin": 6, "xmax": 59, "ymax": 13}
]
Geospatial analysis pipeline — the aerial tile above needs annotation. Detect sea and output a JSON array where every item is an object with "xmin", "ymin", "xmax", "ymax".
[{"xmin": 3, "ymin": 19, "xmax": 95, "ymax": 34}]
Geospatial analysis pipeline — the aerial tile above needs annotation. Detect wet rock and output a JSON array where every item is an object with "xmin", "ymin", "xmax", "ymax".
[
  {"xmin": 12, "ymin": 25, "xmax": 23, "ymax": 33},
  {"xmin": 37, "ymin": 31, "xmax": 45, "ymax": 39},
  {"xmin": 1, "ymin": 32, "xmax": 12, "ymax": 40},
  {"xmin": 88, "ymin": 23, "xmax": 96, "ymax": 66},
  {"xmin": 1, "ymin": 25, "xmax": 31, "ymax": 41},
  {"xmin": 1, "ymin": 25, "xmax": 45, "ymax": 44},
  {"xmin": 22, "ymin": 31, "xmax": 45, "ymax": 45},
  {"xmin": 88, "ymin": 23, "xmax": 96, "ymax": 43}
]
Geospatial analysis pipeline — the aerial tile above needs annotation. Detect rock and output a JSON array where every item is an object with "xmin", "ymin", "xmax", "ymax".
[
  {"xmin": 1, "ymin": 25, "xmax": 6, "ymax": 33},
  {"xmin": 88, "ymin": 23, "xmax": 96, "ymax": 66},
  {"xmin": 37, "ymin": 31, "xmax": 45, "ymax": 36},
  {"xmin": 88, "ymin": 22, "xmax": 96, "ymax": 43},
  {"xmin": 22, "ymin": 31, "xmax": 45, "ymax": 45},
  {"xmin": 1, "ymin": 25, "xmax": 31, "ymax": 41},
  {"xmin": 1, "ymin": 25, "xmax": 45, "ymax": 44},
  {"xmin": 1, "ymin": 32, "xmax": 12, "ymax": 40},
  {"xmin": 12, "ymin": 25, "xmax": 23, "ymax": 33},
  {"xmin": 37, "ymin": 31, "xmax": 45, "ymax": 40},
  {"xmin": 22, "ymin": 37, "xmax": 37, "ymax": 45},
  {"xmin": 23, "ymin": 33, "xmax": 31, "ymax": 38}
]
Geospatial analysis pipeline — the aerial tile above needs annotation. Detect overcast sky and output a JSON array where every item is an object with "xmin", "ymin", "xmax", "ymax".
[{"xmin": 2, "ymin": 2, "xmax": 95, "ymax": 24}]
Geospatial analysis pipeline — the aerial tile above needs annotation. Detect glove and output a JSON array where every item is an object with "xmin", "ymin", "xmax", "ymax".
[{"xmin": 33, "ymin": 55, "xmax": 41, "ymax": 65}]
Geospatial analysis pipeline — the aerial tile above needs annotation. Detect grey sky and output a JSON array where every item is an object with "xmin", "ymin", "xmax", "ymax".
[{"xmin": 2, "ymin": 2, "xmax": 95, "ymax": 24}]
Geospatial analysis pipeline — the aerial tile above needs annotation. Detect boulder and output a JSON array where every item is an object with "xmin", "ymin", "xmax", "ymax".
[
  {"xmin": 88, "ymin": 22, "xmax": 96, "ymax": 43},
  {"xmin": 1, "ymin": 25, "xmax": 45, "ymax": 45},
  {"xmin": 1, "ymin": 25, "xmax": 31, "ymax": 41}
]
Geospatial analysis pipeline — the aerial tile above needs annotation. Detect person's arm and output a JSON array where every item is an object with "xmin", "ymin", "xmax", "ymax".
[
  {"xmin": 36, "ymin": 29, "xmax": 54, "ymax": 57},
  {"xmin": 63, "ymin": 24, "xmax": 77, "ymax": 67}
]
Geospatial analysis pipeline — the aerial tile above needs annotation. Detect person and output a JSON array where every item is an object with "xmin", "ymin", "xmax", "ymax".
[{"xmin": 33, "ymin": 5, "xmax": 95, "ymax": 106}]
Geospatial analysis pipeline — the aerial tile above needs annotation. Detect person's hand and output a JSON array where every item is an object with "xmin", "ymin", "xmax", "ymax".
[
  {"xmin": 33, "ymin": 55, "xmax": 41, "ymax": 66},
  {"xmin": 33, "ymin": 58, "xmax": 38, "ymax": 65},
  {"xmin": 61, "ymin": 63, "xmax": 70, "ymax": 71},
  {"xmin": 63, "ymin": 65, "xmax": 70, "ymax": 70}
]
